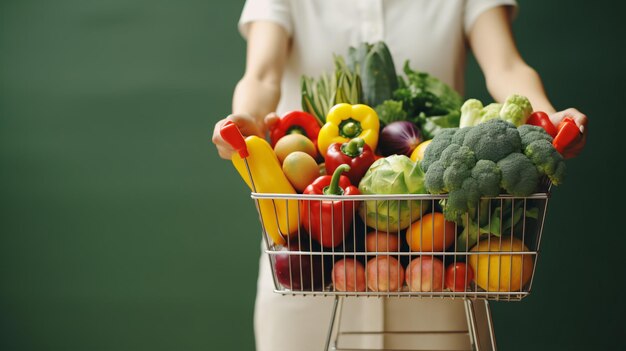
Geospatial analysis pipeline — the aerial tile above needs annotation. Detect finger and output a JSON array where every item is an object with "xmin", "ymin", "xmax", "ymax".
[
  {"xmin": 218, "ymin": 148, "xmax": 233, "ymax": 160},
  {"xmin": 551, "ymin": 108, "xmax": 588, "ymax": 132},
  {"xmin": 228, "ymin": 113, "xmax": 264, "ymax": 137},
  {"xmin": 264, "ymin": 112, "xmax": 280, "ymax": 130},
  {"xmin": 212, "ymin": 118, "xmax": 237, "ymax": 159}
]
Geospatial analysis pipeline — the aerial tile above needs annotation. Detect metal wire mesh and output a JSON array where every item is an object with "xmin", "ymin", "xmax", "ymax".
[{"xmin": 251, "ymin": 189, "xmax": 550, "ymax": 301}]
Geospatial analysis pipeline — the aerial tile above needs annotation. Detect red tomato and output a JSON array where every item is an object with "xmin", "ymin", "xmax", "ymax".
[{"xmin": 445, "ymin": 263, "xmax": 474, "ymax": 292}]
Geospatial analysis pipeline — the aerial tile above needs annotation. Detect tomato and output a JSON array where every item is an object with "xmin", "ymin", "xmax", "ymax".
[{"xmin": 445, "ymin": 262, "xmax": 474, "ymax": 292}]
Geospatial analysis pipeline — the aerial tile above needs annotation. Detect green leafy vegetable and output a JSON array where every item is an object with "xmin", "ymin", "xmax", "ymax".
[
  {"xmin": 374, "ymin": 100, "xmax": 407, "ymax": 125},
  {"xmin": 392, "ymin": 61, "xmax": 463, "ymax": 139},
  {"xmin": 358, "ymin": 155, "xmax": 430, "ymax": 231}
]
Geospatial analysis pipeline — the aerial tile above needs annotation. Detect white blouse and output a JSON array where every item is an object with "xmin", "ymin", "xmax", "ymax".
[{"xmin": 239, "ymin": 0, "xmax": 517, "ymax": 115}]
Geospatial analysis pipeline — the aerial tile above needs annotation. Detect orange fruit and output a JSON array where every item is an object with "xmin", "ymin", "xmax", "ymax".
[
  {"xmin": 468, "ymin": 237, "xmax": 534, "ymax": 292},
  {"xmin": 406, "ymin": 212, "xmax": 456, "ymax": 252}
]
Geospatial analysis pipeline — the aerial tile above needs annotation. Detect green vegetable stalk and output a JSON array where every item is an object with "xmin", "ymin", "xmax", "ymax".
[{"xmin": 455, "ymin": 199, "xmax": 539, "ymax": 251}]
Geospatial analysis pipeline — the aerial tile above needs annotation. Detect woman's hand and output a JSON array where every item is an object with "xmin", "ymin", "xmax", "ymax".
[
  {"xmin": 212, "ymin": 112, "xmax": 280, "ymax": 159},
  {"xmin": 549, "ymin": 108, "xmax": 588, "ymax": 159}
]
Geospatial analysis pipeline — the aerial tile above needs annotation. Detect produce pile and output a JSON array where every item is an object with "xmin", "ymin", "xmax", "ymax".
[{"xmin": 228, "ymin": 42, "xmax": 581, "ymax": 294}]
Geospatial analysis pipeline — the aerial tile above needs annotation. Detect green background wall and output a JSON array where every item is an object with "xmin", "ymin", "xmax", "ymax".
[{"xmin": 1, "ymin": 1, "xmax": 623, "ymax": 350}]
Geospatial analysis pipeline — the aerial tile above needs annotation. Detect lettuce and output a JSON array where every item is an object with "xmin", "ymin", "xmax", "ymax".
[{"xmin": 358, "ymin": 155, "xmax": 430, "ymax": 232}]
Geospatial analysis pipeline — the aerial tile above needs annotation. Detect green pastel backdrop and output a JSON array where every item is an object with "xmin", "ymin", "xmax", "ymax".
[{"xmin": 0, "ymin": 1, "xmax": 623, "ymax": 350}]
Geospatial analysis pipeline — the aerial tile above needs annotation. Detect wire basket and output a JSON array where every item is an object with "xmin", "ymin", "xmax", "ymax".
[{"xmin": 253, "ymin": 190, "xmax": 549, "ymax": 301}]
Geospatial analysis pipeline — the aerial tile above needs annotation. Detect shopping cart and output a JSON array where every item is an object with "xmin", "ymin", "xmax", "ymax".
[{"xmin": 221, "ymin": 122, "xmax": 551, "ymax": 351}]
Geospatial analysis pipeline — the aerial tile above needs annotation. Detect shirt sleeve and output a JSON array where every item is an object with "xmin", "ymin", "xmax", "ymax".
[
  {"xmin": 464, "ymin": 0, "xmax": 518, "ymax": 34},
  {"xmin": 238, "ymin": 0, "xmax": 293, "ymax": 39}
]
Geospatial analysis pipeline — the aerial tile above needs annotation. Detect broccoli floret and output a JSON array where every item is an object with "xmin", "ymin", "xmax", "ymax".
[
  {"xmin": 471, "ymin": 160, "xmax": 501, "ymax": 196},
  {"xmin": 446, "ymin": 189, "xmax": 470, "ymax": 221},
  {"xmin": 440, "ymin": 145, "xmax": 476, "ymax": 190},
  {"xmin": 524, "ymin": 139, "xmax": 566, "ymax": 185},
  {"xmin": 479, "ymin": 103, "xmax": 503, "ymax": 124},
  {"xmin": 518, "ymin": 124, "xmax": 553, "ymax": 149},
  {"xmin": 459, "ymin": 99, "xmax": 483, "ymax": 128},
  {"xmin": 497, "ymin": 153, "xmax": 540, "ymax": 196},
  {"xmin": 463, "ymin": 119, "xmax": 522, "ymax": 162},
  {"xmin": 421, "ymin": 127, "xmax": 458, "ymax": 171},
  {"xmin": 443, "ymin": 163, "xmax": 473, "ymax": 192},
  {"xmin": 500, "ymin": 94, "xmax": 533, "ymax": 126},
  {"xmin": 424, "ymin": 160, "xmax": 446, "ymax": 194},
  {"xmin": 451, "ymin": 125, "xmax": 471, "ymax": 145},
  {"xmin": 442, "ymin": 160, "xmax": 501, "ymax": 221}
]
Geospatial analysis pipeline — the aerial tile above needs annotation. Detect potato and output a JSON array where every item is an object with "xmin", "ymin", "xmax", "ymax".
[
  {"xmin": 366, "ymin": 256, "xmax": 404, "ymax": 292},
  {"xmin": 332, "ymin": 258, "xmax": 366, "ymax": 292},
  {"xmin": 274, "ymin": 134, "xmax": 317, "ymax": 163},
  {"xmin": 405, "ymin": 256, "xmax": 444, "ymax": 292},
  {"xmin": 282, "ymin": 152, "xmax": 320, "ymax": 192}
]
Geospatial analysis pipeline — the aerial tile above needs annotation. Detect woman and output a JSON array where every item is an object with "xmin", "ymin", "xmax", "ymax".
[{"xmin": 212, "ymin": 1, "xmax": 587, "ymax": 350}]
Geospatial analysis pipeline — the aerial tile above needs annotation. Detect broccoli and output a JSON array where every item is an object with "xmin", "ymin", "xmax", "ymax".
[
  {"xmin": 518, "ymin": 124, "xmax": 553, "ymax": 149},
  {"xmin": 524, "ymin": 139, "xmax": 566, "ymax": 185},
  {"xmin": 446, "ymin": 189, "xmax": 471, "ymax": 221},
  {"xmin": 459, "ymin": 100, "xmax": 505, "ymax": 128},
  {"xmin": 422, "ymin": 118, "xmax": 566, "ymax": 222},
  {"xmin": 459, "ymin": 99, "xmax": 483, "ymax": 128},
  {"xmin": 497, "ymin": 153, "xmax": 541, "ymax": 196},
  {"xmin": 479, "ymin": 103, "xmax": 503, "ymax": 124},
  {"xmin": 471, "ymin": 160, "xmax": 501, "ymax": 196},
  {"xmin": 451, "ymin": 125, "xmax": 471, "ymax": 145},
  {"xmin": 421, "ymin": 127, "xmax": 458, "ymax": 171},
  {"xmin": 444, "ymin": 160, "xmax": 500, "ymax": 221},
  {"xmin": 424, "ymin": 144, "xmax": 476, "ymax": 193},
  {"xmin": 458, "ymin": 94, "xmax": 533, "ymax": 128},
  {"xmin": 518, "ymin": 124, "xmax": 566, "ymax": 185},
  {"xmin": 424, "ymin": 160, "xmax": 447, "ymax": 194},
  {"xmin": 500, "ymin": 94, "xmax": 533, "ymax": 126},
  {"xmin": 462, "ymin": 119, "xmax": 521, "ymax": 162}
]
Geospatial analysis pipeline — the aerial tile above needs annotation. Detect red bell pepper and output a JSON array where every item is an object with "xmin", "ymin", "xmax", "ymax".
[
  {"xmin": 553, "ymin": 117, "xmax": 581, "ymax": 155},
  {"xmin": 300, "ymin": 165, "xmax": 360, "ymax": 248},
  {"xmin": 269, "ymin": 111, "xmax": 320, "ymax": 147},
  {"xmin": 527, "ymin": 111, "xmax": 558, "ymax": 138},
  {"xmin": 324, "ymin": 138, "xmax": 376, "ymax": 185}
]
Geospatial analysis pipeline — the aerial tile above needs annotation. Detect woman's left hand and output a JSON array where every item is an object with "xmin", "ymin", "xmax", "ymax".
[{"xmin": 549, "ymin": 108, "xmax": 588, "ymax": 159}]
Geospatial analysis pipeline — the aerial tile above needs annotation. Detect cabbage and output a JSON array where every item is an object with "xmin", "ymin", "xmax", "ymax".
[{"xmin": 358, "ymin": 155, "xmax": 430, "ymax": 231}]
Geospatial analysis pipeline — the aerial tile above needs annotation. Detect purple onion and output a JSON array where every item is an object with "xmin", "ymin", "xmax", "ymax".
[{"xmin": 378, "ymin": 121, "xmax": 423, "ymax": 156}]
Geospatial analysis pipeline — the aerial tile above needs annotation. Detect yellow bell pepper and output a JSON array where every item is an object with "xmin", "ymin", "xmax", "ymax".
[
  {"xmin": 231, "ymin": 135, "xmax": 299, "ymax": 245},
  {"xmin": 317, "ymin": 103, "xmax": 380, "ymax": 158}
]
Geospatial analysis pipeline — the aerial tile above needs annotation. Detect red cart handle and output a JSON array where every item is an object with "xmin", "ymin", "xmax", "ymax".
[{"xmin": 220, "ymin": 121, "xmax": 249, "ymax": 158}]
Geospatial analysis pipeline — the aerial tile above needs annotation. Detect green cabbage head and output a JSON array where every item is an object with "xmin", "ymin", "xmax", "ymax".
[{"xmin": 358, "ymin": 155, "xmax": 430, "ymax": 231}]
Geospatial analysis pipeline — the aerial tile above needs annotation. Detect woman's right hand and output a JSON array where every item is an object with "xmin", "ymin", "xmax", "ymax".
[{"xmin": 212, "ymin": 112, "xmax": 280, "ymax": 159}]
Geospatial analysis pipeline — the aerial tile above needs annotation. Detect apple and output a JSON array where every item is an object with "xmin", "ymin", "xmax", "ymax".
[
  {"xmin": 405, "ymin": 256, "xmax": 444, "ymax": 292},
  {"xmin": 274, "ymin": 239, "xmax": 329, "ymax": 291},
  {"xmin": 366, "ymin": 256, "xmax": 405, "ymax": 292},
  {"xmin": 332, "ymin": 258, "xmax": 366, "ymax": 292}
]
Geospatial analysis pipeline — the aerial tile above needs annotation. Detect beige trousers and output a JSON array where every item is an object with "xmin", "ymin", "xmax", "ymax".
[{"xmin": 254, "ymin": 250, "xmax": 471, "ymax": 351}]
